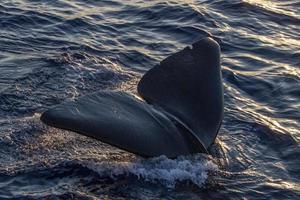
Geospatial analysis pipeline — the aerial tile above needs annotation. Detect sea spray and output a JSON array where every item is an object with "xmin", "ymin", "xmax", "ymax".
[{"xmin": 82, "ymin": 154, "xmax": 218, "ymax": 188}]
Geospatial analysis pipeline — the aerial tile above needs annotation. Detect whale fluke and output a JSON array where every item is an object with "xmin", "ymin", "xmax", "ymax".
[
  {"xmin": 138, "ymin": 37, "xmax": 223, "ymax": 150},
  {"xmin": 41, "ymin": 91, "xmax": 205, "ymax": 157},
  {"xmin": 41, "ymin": 37, "xmax": 223, "ymax": 158}
]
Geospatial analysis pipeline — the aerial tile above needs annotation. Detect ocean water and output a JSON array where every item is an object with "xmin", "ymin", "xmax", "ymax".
[{"xmin": 0, "ymin": 0, "xmax": 299, "ymax": 199}]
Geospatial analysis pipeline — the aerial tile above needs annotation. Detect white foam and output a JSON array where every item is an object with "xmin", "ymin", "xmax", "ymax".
[{"xmin": 82, "ymin": 154, "xmax": 218, "ymax": 189}]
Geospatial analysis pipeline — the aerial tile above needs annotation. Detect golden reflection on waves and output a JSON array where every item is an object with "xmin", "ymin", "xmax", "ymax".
[
  {"xmin": 266, "ymin": 180, "xmax": 300, "ymax": 193},
  {"xmin": 244, "ymin": 0, "xmax": 300, "ymax": 18}
]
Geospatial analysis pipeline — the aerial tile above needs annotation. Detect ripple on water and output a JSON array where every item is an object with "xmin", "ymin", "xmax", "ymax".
[{"xmin": 0, "ymin": 0, "xmax": 299, "ymax": 199}]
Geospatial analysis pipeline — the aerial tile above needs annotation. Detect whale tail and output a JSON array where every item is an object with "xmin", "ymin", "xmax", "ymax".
[
  {"xmin": 41, "ymin": 37, "xmax": 223, "ymax": 158},
  {"xmin": 138, "ymin": 37, "xmax": 223, "ymax": 150}
]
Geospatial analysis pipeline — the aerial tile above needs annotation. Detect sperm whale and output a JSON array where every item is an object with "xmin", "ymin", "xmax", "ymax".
[{"xmin": 40, "ymin": 37, "xmax": 223, "ymax": 158}]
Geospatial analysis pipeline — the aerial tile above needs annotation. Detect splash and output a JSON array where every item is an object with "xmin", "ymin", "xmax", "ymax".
[{"xmin": 82, "ymin": 154, "xmax": 218, "ymax": 188}]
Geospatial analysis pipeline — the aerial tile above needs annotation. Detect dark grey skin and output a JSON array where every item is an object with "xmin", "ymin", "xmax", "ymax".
[{"xmin": 41, "ymin": 37, "xmax": 223, "ymax": 158}]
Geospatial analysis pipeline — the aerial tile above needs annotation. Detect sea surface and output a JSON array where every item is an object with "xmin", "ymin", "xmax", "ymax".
[{"xmin": 0, "ymin": 0, "xmax": 299, "ymax": 199}]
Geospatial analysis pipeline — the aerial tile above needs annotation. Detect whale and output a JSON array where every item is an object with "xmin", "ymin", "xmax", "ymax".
[{"xmin": 40, "ymin": 37, "xmax": 223, "ymax": 158}]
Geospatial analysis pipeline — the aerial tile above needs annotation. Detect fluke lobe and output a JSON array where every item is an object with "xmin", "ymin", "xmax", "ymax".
[{"xmin": 41, "ymin": 37, "xmax": 223, "ymax": 158}]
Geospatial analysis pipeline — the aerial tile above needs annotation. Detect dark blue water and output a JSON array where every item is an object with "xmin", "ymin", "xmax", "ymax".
[{"xmin": 0, "ymin": 0, "xmax": 299, "ymax": 199}]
